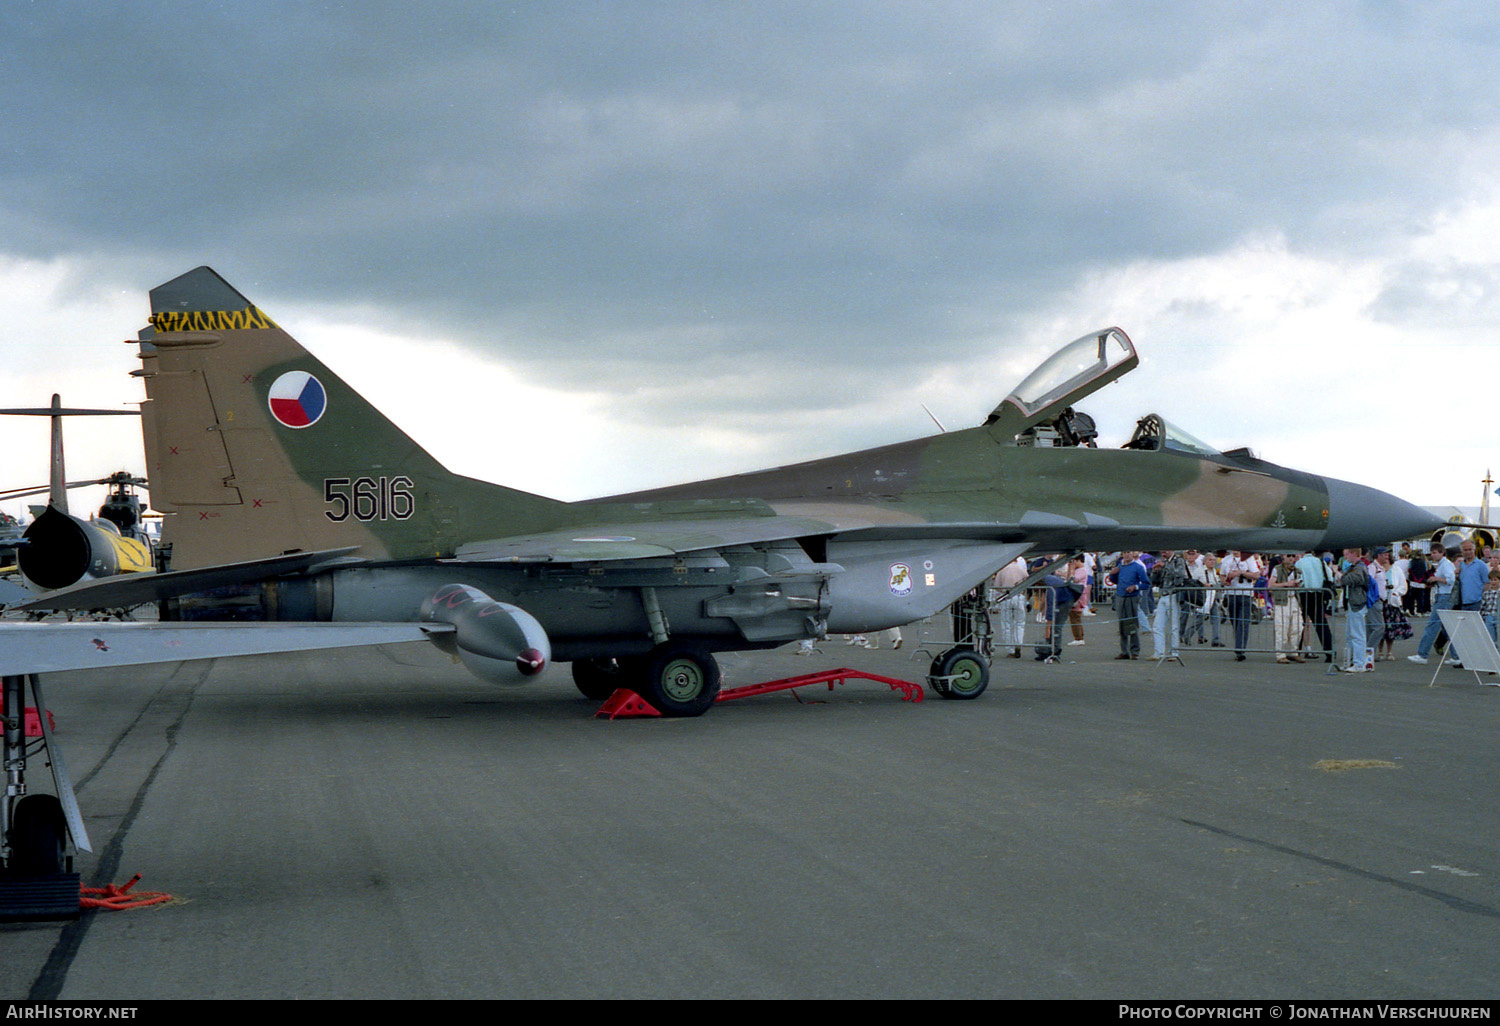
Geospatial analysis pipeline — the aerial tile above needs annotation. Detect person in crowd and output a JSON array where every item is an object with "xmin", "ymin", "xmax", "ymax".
[
  {"xmin": 1177, "ymin": 549, "xmax": 1205, "ymax": 644},
  {"xmin": 1268, "ymin": 552, "xmax": 1304, "ymax": 663},
  {"xmin": 1080, "ymin": 550, "xmax": 1097, "ymax": 617},
  {"xmin": 1151, "ymin": 549, "xmax": 1188, "ymax": 661},
  {"xmin": 1408, "ymin": 543, "xmax": 1456, "ymax": 665},
  {"xmin": 1295, "ymin": 549, "xmax": 1333, "ymax": 663},
  {"xmin": 1404, "ymin": 545, "xmax": 1429, "ymax": 615},
  {"xmin": 1482, "ymin": 568, "xmax": 1500, "ymax": 645},
  {"xmin": 1110, "ymin": 550, "xmax": 1151, "ymax": 660},
  {"xmin": 1447, "ymin": 539, "xmax": 1489, "ymax": 668},
  {"xmin": 1337, "ymin": 548, "xmax": 1372, "ymax": 673},
  {"xmin": 1197, "ymin": 552, "xmax": 1226, "ymax": 647},
  {"xmin": 1375, "ymin": 547, "xmax": 1411, "ymax": 661},
  {"xmin": 1365, "ymin": 550, "xmax": 1386, "ymax": 667},
  {"xmin": 1219, "ymin": 550, "xmax": 1263, "ymax": 661},
  {"xmin": 1067, "ymin": 554, "xmax": 1091, "ymax": 645},
  {"xmin": 990, "ymin": 555, "xmax": 1030, "ymax": 659},
  {"xmin": 1035, "ymin": 566, "xmax": 1075, "ymax": 662}
]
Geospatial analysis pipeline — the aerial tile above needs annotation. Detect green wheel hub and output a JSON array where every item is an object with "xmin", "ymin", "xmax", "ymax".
[{"xmin": 661, "ymin": 658, "xmax": 707, "ymax": 701}]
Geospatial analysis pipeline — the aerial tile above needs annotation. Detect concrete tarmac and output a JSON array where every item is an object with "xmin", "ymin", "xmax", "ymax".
[{"xmin": 3, "ymin": 615, "xmax": 1499, "ymax": 999}]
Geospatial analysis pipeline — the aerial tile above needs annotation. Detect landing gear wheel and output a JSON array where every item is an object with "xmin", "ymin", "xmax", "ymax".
[
  {"xmin": 636, "ymin": 643, "xmax": 722, "ymax": 717},
  {"xmin": 7, "ymin": 794, "xmax": 67, "ymax": 876},
  {"xmin": 929, "ymin": 646, "xmax": 990, "ymax": 700},
  {"xmin": 572, "ymin": 657, "xmax": 630, "ymax": 701}
]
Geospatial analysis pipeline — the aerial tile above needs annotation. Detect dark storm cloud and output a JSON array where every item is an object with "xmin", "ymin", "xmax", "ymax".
[{"xmin": 3, "ymin": 0, "xmax": 1497, "ymax": 400}]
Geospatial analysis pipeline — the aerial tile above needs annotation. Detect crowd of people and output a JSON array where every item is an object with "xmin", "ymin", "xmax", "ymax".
[{"xmin": 983, "ymin": 541, "xmax": 1500, "ymax": 673}]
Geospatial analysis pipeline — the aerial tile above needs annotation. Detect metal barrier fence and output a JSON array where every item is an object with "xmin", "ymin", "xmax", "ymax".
[{"xmin": 899, "ymin": 584, "xmax": 1426, "ymax": 663}]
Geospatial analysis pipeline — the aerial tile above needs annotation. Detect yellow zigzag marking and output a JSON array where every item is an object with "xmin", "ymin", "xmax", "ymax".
[{"xmin": 149, "ymin": 306, "xmax": 278, "ymax": 332}]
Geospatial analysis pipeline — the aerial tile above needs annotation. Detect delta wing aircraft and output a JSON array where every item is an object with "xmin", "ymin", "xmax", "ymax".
[{"xmin": 6, "ymin": 266, "xmax": 1439, "ymax": 720}]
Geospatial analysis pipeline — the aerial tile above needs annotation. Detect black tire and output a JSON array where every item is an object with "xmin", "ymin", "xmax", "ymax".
[
  {"xmin": 571, "ymin": 657, "xmax": 630, "ymax": 701},
  {"xmin": 929, "ymin": 646, "xmax": 990, "ymax": 700},
  {"xmin": 8, "ymin": 794, "xmax": 66, "ymax": 876},
  {"xmin": 635, "ymin": 643, "xmax": 722, "ymax": 717}
]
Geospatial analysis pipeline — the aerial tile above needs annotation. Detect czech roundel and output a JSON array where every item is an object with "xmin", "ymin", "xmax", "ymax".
[{"xmin": 268, "ymin": 371, "xmax": 327, "ymax": 429}]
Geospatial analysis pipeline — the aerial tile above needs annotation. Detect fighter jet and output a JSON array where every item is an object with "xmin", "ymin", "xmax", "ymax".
[
  {"xmin": 8, "ymin": 267, "xmax": 1439, "ymax": 718},
  {"xmin": 0, "ymin": 267, "xmax": 1447, "ymax": 895}
]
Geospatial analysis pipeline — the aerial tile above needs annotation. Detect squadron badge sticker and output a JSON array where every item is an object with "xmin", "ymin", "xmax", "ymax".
[{"xmin": 889, "ymin": 562, "xmax": 913, "ymax": 597}]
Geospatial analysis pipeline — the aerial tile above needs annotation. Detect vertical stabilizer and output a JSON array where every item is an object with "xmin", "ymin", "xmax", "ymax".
[
  {"xmin": 138, "ymin": 267, "xmax": 567, "ymax": 569},
  {"xmin": 48, "ymin": 395, "xmax": 67, "ymax": 516}
]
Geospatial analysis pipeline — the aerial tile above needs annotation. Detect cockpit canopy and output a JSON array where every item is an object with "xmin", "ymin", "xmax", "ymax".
[
  {"xmin": 990, "ymin": 327, "xmax": 1238, "ymax": 459},
  {"xmin": 986, "ymin": 328, "xmax": 1138, "ymax": 441},
  {"xmin": 1122, "ymin": 413, "xmax": 1222, "ymax": 456}
]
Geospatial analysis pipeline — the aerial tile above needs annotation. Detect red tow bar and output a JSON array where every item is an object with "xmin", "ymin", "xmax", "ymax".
[{"xmin": 595, "ymin": 667, "xmax": 923, "ymax": 719}]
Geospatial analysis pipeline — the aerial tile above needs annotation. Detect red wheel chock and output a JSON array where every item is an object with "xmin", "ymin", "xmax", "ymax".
[{"xmin": 594, "ymin": 689, "xmax": 663, "ymax": 719}]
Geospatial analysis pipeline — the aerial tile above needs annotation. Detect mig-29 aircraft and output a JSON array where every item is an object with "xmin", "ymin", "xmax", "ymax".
[
  {"xmin": 7, "ymin": 266, "xmax": 1441, "ymax": 715},
  {"xmin": 0, "ymin": 266, "xmax": 1443, "ymax": 891}
]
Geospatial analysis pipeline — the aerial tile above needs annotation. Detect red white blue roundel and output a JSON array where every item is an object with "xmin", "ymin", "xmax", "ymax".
[{"xmin": 268, "ymin": 371, "xmax": 327, "ymax": 429}]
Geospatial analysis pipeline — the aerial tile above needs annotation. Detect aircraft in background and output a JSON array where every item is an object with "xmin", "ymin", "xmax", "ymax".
[
  {"xmin": 0, "ymin": 398, "xmax": 153, "ymax": 601},
  {"xmin": 1419, "ymin": 514, "xmax": 1496, "ymax": 555},
  {"xmin": 1417, "ymin": 471, "xmax": 1500, "ymax": 554}
]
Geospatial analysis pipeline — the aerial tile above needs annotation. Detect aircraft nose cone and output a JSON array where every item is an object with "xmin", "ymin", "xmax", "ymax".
[{"xmin": 1322, "ymin": 477, "xmax": 1442, "ymax": 550}]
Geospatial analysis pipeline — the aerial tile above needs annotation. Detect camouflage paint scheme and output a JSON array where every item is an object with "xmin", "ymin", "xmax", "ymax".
[{"xmin": 23, "ymin": 267, "xmax": 1439, "ymax": 690}]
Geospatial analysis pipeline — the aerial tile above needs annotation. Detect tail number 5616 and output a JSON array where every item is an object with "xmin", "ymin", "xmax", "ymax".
[{"xmin": 324, "ymin": 476, "xmax": 416, "ymax": 522}]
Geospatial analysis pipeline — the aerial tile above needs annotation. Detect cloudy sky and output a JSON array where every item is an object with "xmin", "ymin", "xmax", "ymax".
[{"xmin": 2, "ymin": 1, "xmax": 1496, "ymax": 523}]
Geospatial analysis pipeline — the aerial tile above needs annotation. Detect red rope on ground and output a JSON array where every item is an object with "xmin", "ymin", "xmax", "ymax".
[{"xmin": 80, "ymin": 873, "xmax": 174, "ymax": 911}]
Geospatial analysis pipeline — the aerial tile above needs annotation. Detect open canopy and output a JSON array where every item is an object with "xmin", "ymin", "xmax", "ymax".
[{"xmin": 986, "ymin": 327, "xmax": 1138, "ymax": 440}]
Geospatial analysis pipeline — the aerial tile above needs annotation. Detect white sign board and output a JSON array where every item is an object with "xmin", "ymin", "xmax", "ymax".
[{"xmin": 1433, "ymin": 609, "xmax": 1500, "ymax": 686}]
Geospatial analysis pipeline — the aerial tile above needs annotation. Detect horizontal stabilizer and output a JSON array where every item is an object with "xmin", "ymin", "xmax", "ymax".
[
  {"xmin": 0, "ymin": 621, "xmax": 452, "ymax": 677},
  {"xmin": 14, "ymin": 547, "xmax": 361, "ymax": 612}
]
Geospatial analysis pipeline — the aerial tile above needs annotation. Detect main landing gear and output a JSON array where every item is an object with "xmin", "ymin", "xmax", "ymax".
[
  {"xmin": 570, "ymin": 657, "xmax": 631, "ymax": 702},
  {"xmin": 572, "ymin": 642, "xmax": 723, "ymax": 717},
  {"xmin": 2, "ymin": 673, "xmax": 88, "ymax": 921}
]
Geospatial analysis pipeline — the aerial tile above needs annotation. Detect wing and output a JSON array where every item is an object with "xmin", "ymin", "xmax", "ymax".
[{"xmin": 0, "ymin": 621, "xmax": 452, "ymax": 677}]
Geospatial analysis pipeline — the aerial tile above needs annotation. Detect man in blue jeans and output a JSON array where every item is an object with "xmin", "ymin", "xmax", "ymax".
[
  {"xmin": 1408, "ymin": 543, "xmax": 1455, "ymax": 665},
  {"xmin": 1337, "ymin": 549, "xmax": 1372, "ymax": 672},
  {"xmin": 1446, "ymin": 540, "xmax": 1489, "ymax": 667},
  {"xmin": 1219, "ymin": 550, "xmax": 1262, "ymax": 661}
]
